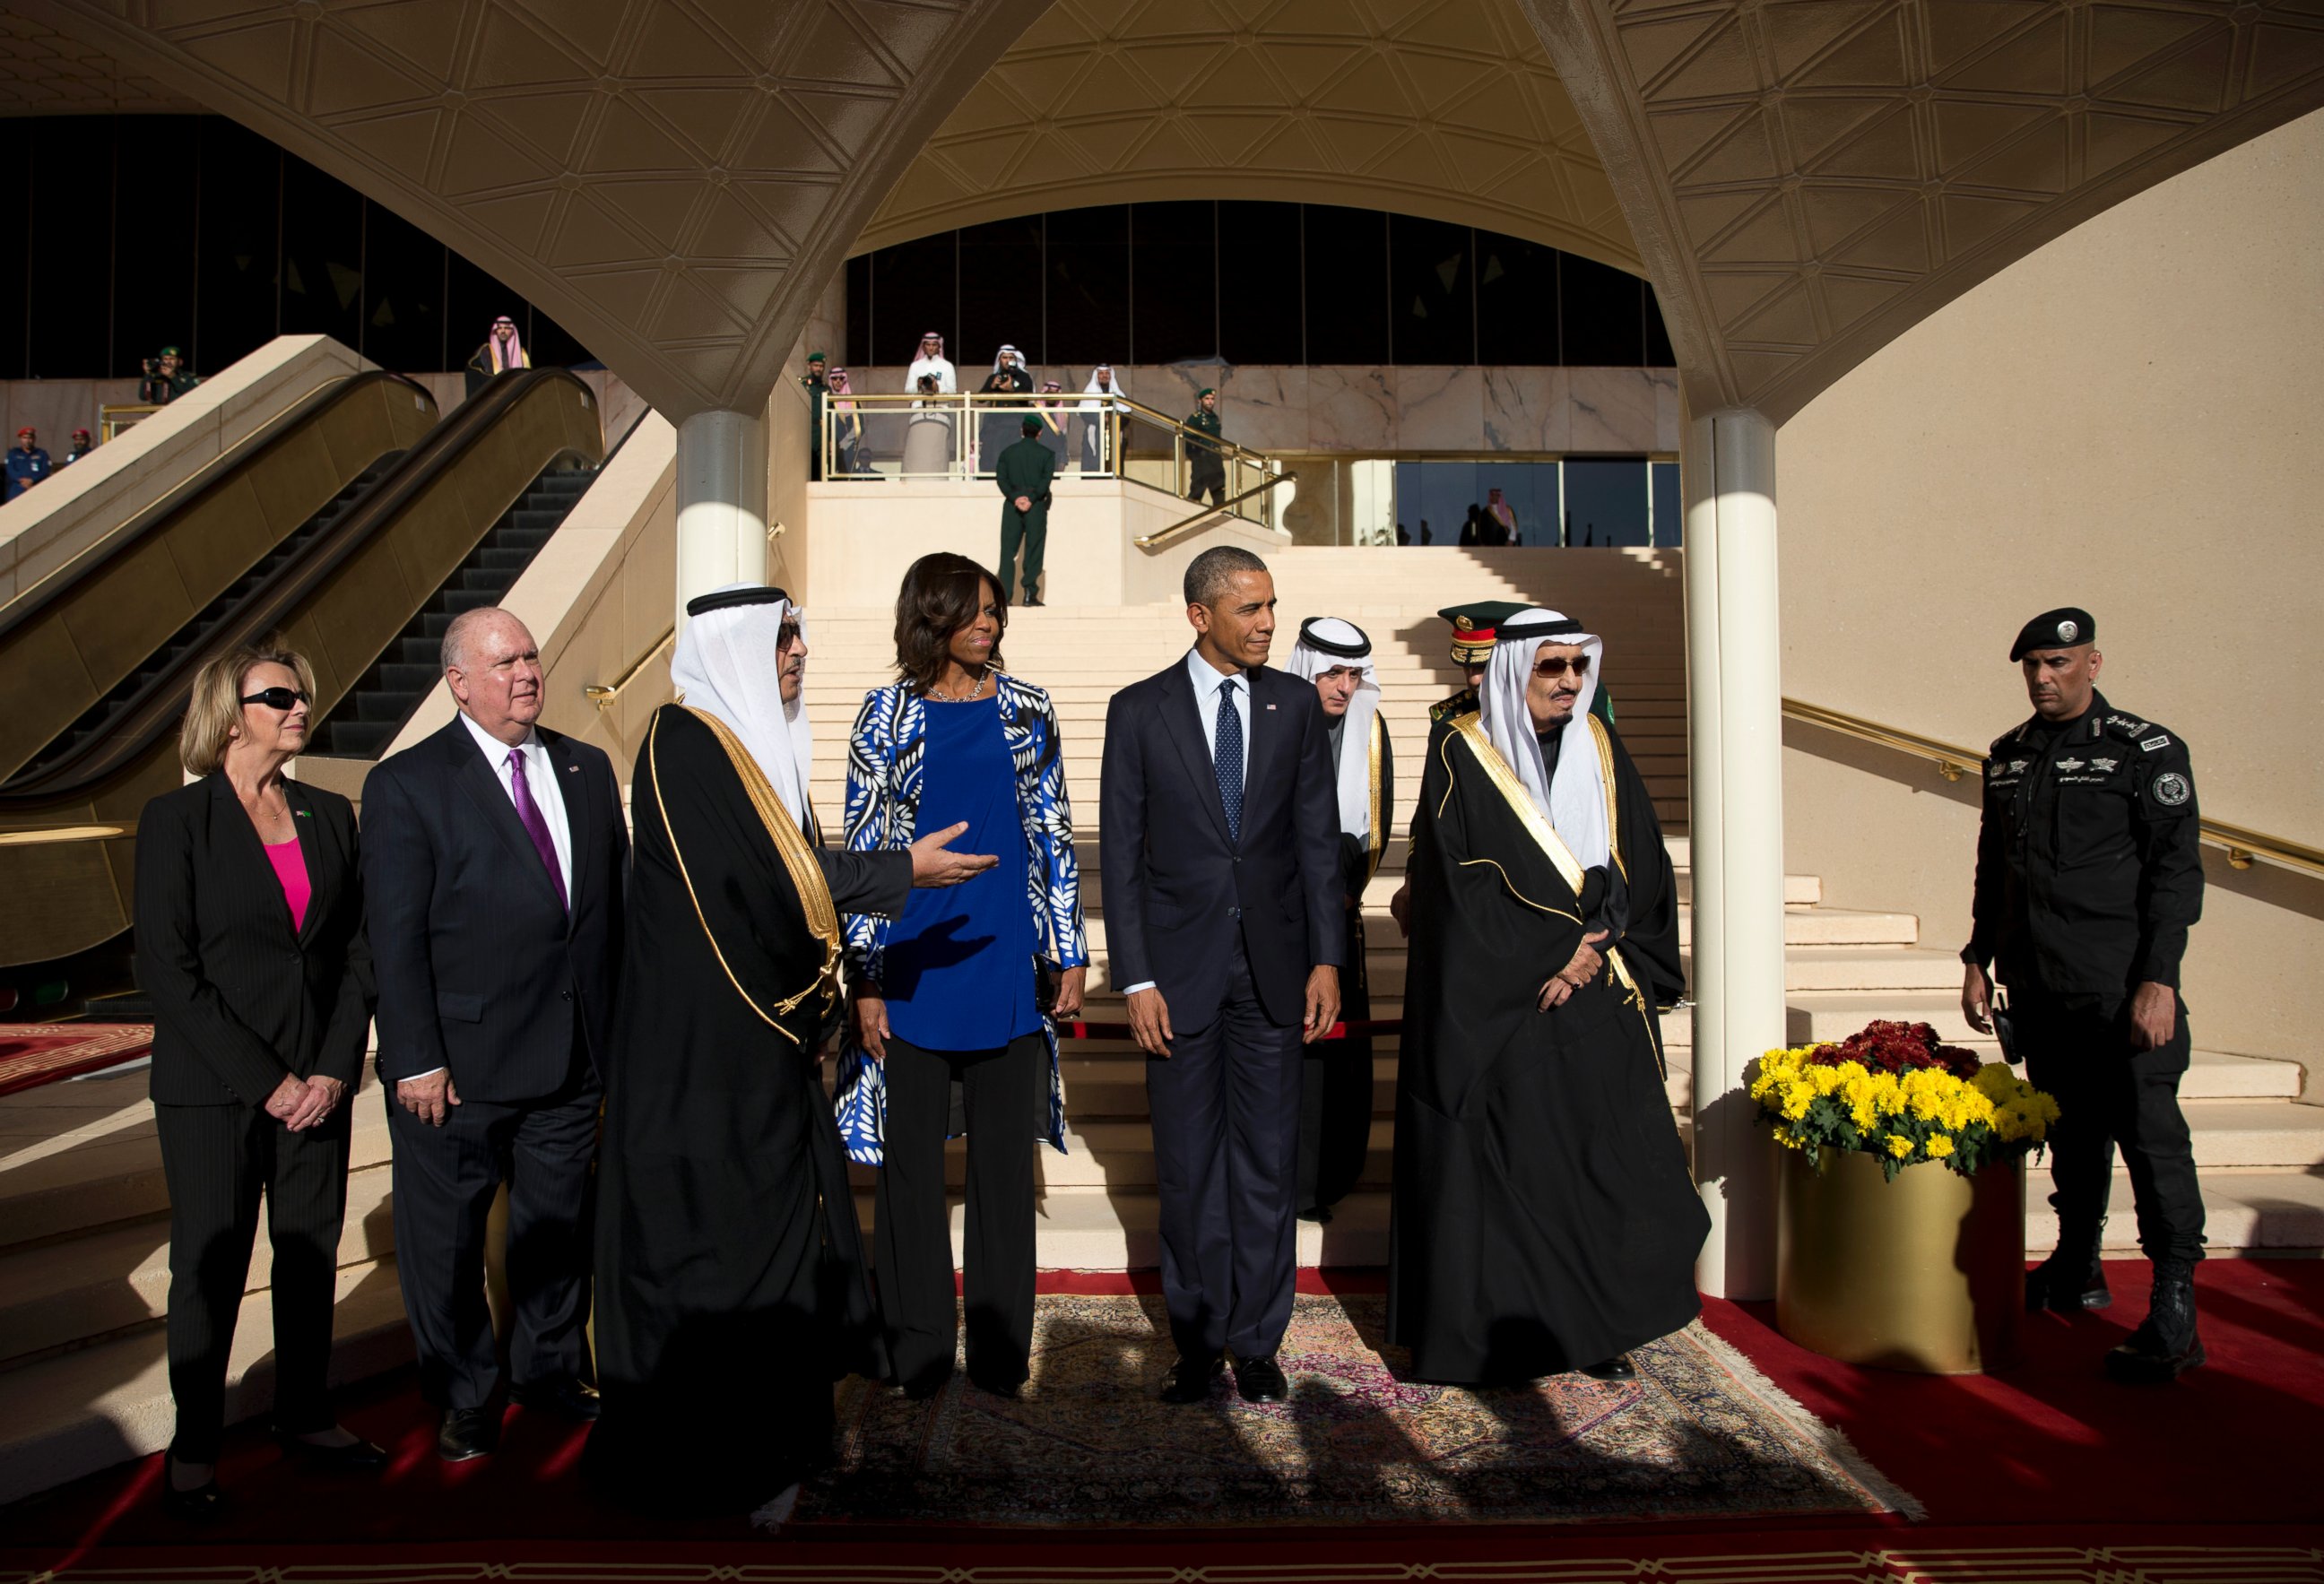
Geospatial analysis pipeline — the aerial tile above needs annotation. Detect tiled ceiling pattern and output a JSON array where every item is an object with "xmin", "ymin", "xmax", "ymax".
[
  {"xmin": 1557, "ymin": 0, "xmax": 2324, "ymax": 420},
  {"xmin": 860, "ymin": 0, "xmax": 1641, "ymax": 272},
  {"xmin": 13, "ymin": 0, "xmax": 1050, "ymax": 418},
  {"xmin": 0, "ymin": 11, "xmax": 206, "ymax": 113}
]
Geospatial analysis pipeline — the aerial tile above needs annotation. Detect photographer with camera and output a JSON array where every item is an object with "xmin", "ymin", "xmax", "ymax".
[{"xmin": 140, "ymin": 346, "xmax": 201, "ymax": 405}]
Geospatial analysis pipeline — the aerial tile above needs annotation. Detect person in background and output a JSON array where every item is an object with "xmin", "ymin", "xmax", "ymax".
[
  {"xmin": 464, "ymin": 316, "xmax": 529, "ymax": 398},
  {"xmin": 1286, "ymin": 618, "xmax": 1392, "ymax": 1227},
  {"xmin": 1419, "ymin": 518, "xmax": 1434, "ymax": 546},
  {"xmin": 63, "ymin": 428, "xmax": 95, "ymax": 465},
  {"xmin": 141, "ymin": 346, "xmax": 202, "ymax": 404},
  {"xmin": 1458, "ymin": 504, "xmax": 1480, "ymax": 547},
  {"xmin": 1395, "ymin": 522, "xmax": 1410, "ymax": 546},
  {"xmin": 977, "ymin": 346, "xmax": 1034, "ymax": 472},
  {"xmin": 1078, "ymin": 363, "xmax": 1125, "ymax": 473},
  {"xmin": 6, "ymin": 428, "xmax": 51, "ymax": 498},
  {"xmin": 1487, "ymin": 487, "xmax": 1520, "ymax": 546},
  {"xmin": 1184, "ymin": 388, "xmax": 1226, "ymax": 507},
  {"xmin": 828, "ymin": 368, "xmax": 866, "ymax": 476},
  {"xmin": 836, "ymin": 553, "xmax": 1087, "ymax": 1402},
  {"xmin": 801, "ymin": 351, "xmax": 830, "ymax": 481},
  {"xmin": 993, "ymin": 416, "xmax": 1055, "ymax": 608},
  {"xmin": 1035, "ymin": 380, "xmax": 1071, "ymax": 472},
  {"xmin": 906, "ymin": 332, "xmax": 957, "ymax": 394},
  {"xmin": 134, "ymin": 641, "xmax": 384, "ymax": 1518}
]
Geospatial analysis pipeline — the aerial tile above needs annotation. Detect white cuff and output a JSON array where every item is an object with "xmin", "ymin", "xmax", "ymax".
[{"xmin": 1122, "ymin": 982, "xmax": 1156, "ymax": 997}]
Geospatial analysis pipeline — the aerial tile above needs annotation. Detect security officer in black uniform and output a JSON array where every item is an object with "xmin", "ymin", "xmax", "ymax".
[{"xmin": 1961, "ymin": 607, "xmax": 2206, "ymax": 1383}]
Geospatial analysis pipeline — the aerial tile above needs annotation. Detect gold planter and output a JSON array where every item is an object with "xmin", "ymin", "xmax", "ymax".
[{"xmin": 1775, "ymin": 1146, "xmax": 2025, "ymax": 1375}]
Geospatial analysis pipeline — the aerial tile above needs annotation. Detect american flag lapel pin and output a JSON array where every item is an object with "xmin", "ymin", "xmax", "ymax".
[{"xmin": 1265, "ymin": 703, "xmax": 1278, "ymax": 711}]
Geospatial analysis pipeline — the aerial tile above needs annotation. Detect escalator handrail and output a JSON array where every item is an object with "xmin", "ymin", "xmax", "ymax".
[
  {"xmin": 0, "ymin": 368, "xmax": 438, "ymax": 645},
  {"xmin": 0, "ymin": 368, "xmax": 603, "ymax": 809}
]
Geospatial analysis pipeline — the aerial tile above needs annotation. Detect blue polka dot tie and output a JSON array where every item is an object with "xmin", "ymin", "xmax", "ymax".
[{"xmin": 1214, "ymin": 677, "xmax": 1243, "ymax": 846}]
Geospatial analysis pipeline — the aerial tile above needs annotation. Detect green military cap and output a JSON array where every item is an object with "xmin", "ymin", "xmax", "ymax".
[
  {"xmin": 807, "ymin": 351, "xmax": 827, "ymax": 363},
  {"xmin": 1196, "ymin": 387, "xmax": 1217, "ymax": 399},
  {"xmin": 1437, "ymin": 600, "xmax": 1527, "ymax": 667},
  {"xmin": 159, "ymin": 345, "xmax": 183, "ymax": 358}
]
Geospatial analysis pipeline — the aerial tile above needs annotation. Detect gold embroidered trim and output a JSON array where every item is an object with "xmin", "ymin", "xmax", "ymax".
[
  {"xmin": 1364, "ymin": 709, "xmax": 1385, "ymax": 886},
  {"xmin": 646, "ymin": 707, "xmax": 843, "ymax": 1043}
]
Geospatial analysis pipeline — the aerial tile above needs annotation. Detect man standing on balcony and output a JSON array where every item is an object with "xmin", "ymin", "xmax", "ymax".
[
  {"xmin": 994, "ymin": 416, "xmax": 1055, "ymax": 608},
  {"xmin": 1079, "ymin": 363, "xmax": 1125, "ymax": 473},
  {"xmin": 800, "ymin": 352, "xmax": 829, "ymax": 481},
  {"xmin": 1963, "ymin": 607, "xmax": 2207, "ymax": 1384},
  {"xmin": 1184, "ymin": 388, "xmax": 1226, "ymax": 507}
]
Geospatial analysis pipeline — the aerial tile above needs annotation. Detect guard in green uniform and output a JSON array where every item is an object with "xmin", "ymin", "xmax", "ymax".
[
  {"xmin": 801, "ymin": 352, "xmax": 829, "ymax": 481},
  {"xmin": 1184, "ymin": 388, "xmax": 1226, "ymax": 506},
  {"xmin": 140, "ymin": 346, "xmax": 202, "ymax": 405},
  {"xmin": 994, "ymin": 416, "xmax": 1056, "ymax": 607}
]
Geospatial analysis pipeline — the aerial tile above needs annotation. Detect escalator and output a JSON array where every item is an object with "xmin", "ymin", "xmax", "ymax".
[{"xmin": 0, "ymin": 368, "xmax": 608, "ymax": 966}]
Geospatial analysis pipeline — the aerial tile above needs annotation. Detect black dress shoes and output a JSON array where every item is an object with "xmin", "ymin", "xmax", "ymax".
[
  {"xmin": 511, "ymin": 1377, "xmax": 603, "ymax": 1421},
  {"xmin": 1578, "ymin": 1355, "xmax": 1637, "ymax": 1381},
  {"xmin": 1296, "ymin": 1205, "xmax": 1334, "ymax": 1225},
  {"xmin": 437, "ymin": 1406, "xmax": 499, "ymax": 1462},
  {"xmin": 1234, "ymin": 1354, "xmax": 1289, "ymax": 1402},
  {"xmin": 273, "ymin": 1426, "xmax": 389, "ymax": 1469},
  {"xmin": 160, "ymin": 1452, "xmax": 225, "ymax": 1520},
  {"xmin": 1159, "ymin": 1354, "xmax": 1226, "ymax": 1404}
]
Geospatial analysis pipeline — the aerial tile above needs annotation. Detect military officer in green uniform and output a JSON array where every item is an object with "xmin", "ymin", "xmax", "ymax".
[
  {"xmin": 1962, "ymin": 606, "xmax": 2207, "ymax": 1384},
  {"xmin": 994, "ymin": 415, "xmax": 1056, "ymax": 607},
  {"xmin": 140, "ymin": 346, "xmax": 202, "ymax": 404},
  {"xmin": 800, "ymin": 352, "xmax": 829, "ymax": 480},
  {"xmin": 1184, "ymin": 388, "xmax": 1226, "ymax": 507}
]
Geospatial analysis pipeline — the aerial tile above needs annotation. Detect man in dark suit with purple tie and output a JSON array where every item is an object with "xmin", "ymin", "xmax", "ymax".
[
  {"xmin": 362, "ymin": 606, "xmax": 629, "ymax": 1460},
  {"xmin": 1100, "ymin": 546, "xmax": 1343, "ymax": 1406}
]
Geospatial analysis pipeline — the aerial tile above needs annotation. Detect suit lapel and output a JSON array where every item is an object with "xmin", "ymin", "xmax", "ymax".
[
  {"xmin": 1243, "ymin": 666, "xmax": 1276, "ymax": 811},
  {"xmin": 209, "ymin": 775, "xmax": 289, "ymax": 942},
  {"xmin": 283, "ymin": 781, "xmax": 330, "ymax": 946},
  {"xmin": 1160, "ymin": 661, "xmax": 1232, "ymax": 845},
  {"xmin": 446, "ymin": 721, "xmax": 566, "ymax": 913},
  {"xmin": 542, "ymin": 729, "xmax": 590, "ymax": 929}
]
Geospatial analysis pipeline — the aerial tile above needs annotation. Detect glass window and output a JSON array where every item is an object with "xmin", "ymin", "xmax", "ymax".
[
  {"xmin": 958, "ymin": 216, "xmax": 1042, "ymax": 371},
  {"xmin": 1562, "ymin": 456, "xmax": 1650, "ymax": 546},
  {"xmin": 527, "ymin": 305, "xmax": 591, "ymax": 368},
  {"xmin": 1389, "ymin": 215, "xmax": 1473, "ymax": 365},
  {"xmin": 112, "ymin": 117, "xmax": 199, "ymax": 380},
  {"xmin": 0, "ymin": 206, "xmax": 24, "ymax": 380},
  {"xmin": 1302, "ymin": 205, "xmax": 1388, "ymax": 366},
  {"xmin": 1645, "ymin": 286, "xmax": 1677, "ymax": 368},
  {"xmin": 1651, "ymin": 460, "xmax": 1682, "ymax": 547},
  {"xmin": 1393, "ymin": 459, "xmax": 1562, "ymax": 547},
  {"xmin": 1130, "ymin": 201, "xmax": 1214, "ymax": 365},
  {"xmin": 194, "ymin": 118, "xmax": 279, "ymax": 375},
  {"xmin": 277, "ymin": 153, "xmax": 362, "ymax": 348},
  {"xmin": 1218, "ymin": 200, "xmax": 1301, "ymax": 364},
  {"xmin": 29, "ymin": 117, "xmax": 114, "ymax": 379},
  {"xmin": 844, "ymin": 252, "xmax": 872, "ymax": 368},
  {"xmin": 1474, "ymin": 231, "xmax": 1559, "ymax": 365},
  {"xmin": 1045, "ymin": 203, "xmax": 1126, "ymax": 368},
  {"xmin": 871, "ymin": 230, "xmax": 955, "ymax": 370},
  {"xmin": 1560, "ymin": 255, "xmax": 1645, "ymax": 367},
  {"xmin": 360, "ymin": 199, "xmax": 445, "ymax": 375}
]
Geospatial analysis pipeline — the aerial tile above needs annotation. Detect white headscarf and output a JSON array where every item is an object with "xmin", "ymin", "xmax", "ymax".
[
  {"xmin": 1079, "ymin": 364, "xmax": 1123, "ymax": 411},
  {"xmin": 1477, "ymin": 608, "xmax": 1609, "ymax": 870},
  {"xmin": 991, "ymin": 344, "xmax": 1025, "ymax": 377},
  {"xmin": 906, "ymin": 333, "xmax": 955, "ymax": 394},
  {"xmin": 669, "ymin": 583, "xmax": 815, "ymax": 831},
  {"xmin": 1288, "ymin": 617, "xmax": 1381, "ymax": 844}
]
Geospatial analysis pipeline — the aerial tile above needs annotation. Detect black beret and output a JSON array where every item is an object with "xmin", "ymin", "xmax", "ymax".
[
  {"xmin": 686, "ymin": 584, "xmax": 791, "ymax": 618},
  {"xmin": 2010, "ymin": 607, "xmax": 2095, "ymax": 661}
]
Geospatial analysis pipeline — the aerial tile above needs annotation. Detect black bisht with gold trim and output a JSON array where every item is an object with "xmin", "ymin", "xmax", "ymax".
[{"xmin": 1387, "ymin": 708, "xmax": 1705, "ymax": 1384}]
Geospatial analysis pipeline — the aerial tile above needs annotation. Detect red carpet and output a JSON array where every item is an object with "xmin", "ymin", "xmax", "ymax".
[
  {"xmin": 3, "ymin": 1259, "xmax": 2318, "ymax": 1581},
  {"xmin": 0, "ymin": 1023, "xmax": 151, "ymax": 1096}
]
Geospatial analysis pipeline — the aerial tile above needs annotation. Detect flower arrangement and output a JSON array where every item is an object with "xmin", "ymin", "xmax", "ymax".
[{"xmin": 1748, "ymin": 1020, "xmax": 2060, "ymax": 1182}]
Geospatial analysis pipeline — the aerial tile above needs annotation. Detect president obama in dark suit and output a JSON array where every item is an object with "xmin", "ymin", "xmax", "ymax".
[
  {"xmin": 1100, "ymin": 546, "xmax": 1342, "ymax": 1405},
  {"xmin": 362, "ymin": 606, "xmax": 629, "ymax": 1460}
]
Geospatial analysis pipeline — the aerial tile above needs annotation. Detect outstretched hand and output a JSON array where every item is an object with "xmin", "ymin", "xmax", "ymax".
[
  {"xmin": 1538, "ymin": 930, "xmax": 1610, "ymax": 1011},
  {"xmin": 908, "ymin": 820, "xmax": 999, "ymax": 887}
]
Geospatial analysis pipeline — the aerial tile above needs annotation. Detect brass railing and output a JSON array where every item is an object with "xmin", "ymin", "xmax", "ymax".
[
  {"xmin": 585, "ymin": 626, "xmax": 675, "ymax": 713},
  {"xmin": 1134, "ymin": 470, "xmax": 1300, "ymax": 550},
  {"xmin": 1783, "ymin": 697, "xmax": 2324, "ymax": 877}
]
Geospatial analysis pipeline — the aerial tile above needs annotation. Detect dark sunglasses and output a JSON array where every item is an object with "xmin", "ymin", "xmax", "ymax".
[
  {"xmin": 1531, "ymin": 655, "xmax": 1592, "ymax": 679},
  {"xmin": 240, "ymin": 687, "xmax": 310, "ymax": 710}
]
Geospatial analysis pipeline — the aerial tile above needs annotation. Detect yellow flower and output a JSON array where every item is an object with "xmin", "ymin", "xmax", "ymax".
[
  {"xmin": 1886, "ymin": 1134, "xmax": 1915, "ymax": 1158},
  {"xmin": 1926, "ymin": 1134, "xmax": 1955, "ymax": 1158}
]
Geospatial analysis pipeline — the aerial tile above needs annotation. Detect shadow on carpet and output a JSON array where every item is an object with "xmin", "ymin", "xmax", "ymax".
[{"xmin": 806, "ymin": 1293, "xmax": 1921, "ymax": 1527}]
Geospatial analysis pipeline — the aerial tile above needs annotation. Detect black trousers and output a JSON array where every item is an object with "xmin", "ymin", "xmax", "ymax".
[
  {"xmin": 1298, "ymin": 911, "xmax": 1372, "ymax": 1215},
  {"xmin": 386, "ymin": 1063, "xmax": 600, "ymax": 1411},
  {"xmin": 999, "ymin": 501, "xmax": 1048, "ymax": 602},
  {"xmin": 1187, "ymin": 454, "xmax": 1226, "ymax": 506},
  {"xmin": 1147, "ymin": 937, "xmax": 1304, "ymax": 1362},
  {"xmin": 2016, "ymin": 991, "xmax": 2205, "ymax": 1265},
  {"xmin": 154, "ymin": 1100, "xmax": 351, "ymax": 1461},
  {"xmin": 874, "ymin": 1032, "xmax": 1044, "ymax": 1390}
]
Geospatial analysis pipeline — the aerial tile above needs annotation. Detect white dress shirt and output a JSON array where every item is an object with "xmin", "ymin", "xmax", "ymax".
[
  {"xmin": 1123, "ymin": 649, "xmax": 1253, "ymax": 998},
  {"xmin": 459, "ymin": 710, "xmax": 575, "ymax": 902}
]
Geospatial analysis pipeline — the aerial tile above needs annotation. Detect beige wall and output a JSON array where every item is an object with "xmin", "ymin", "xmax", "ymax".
[{"xmin": 1778, "ymin": 108, "xmax": 2324, "ymax": 1061}]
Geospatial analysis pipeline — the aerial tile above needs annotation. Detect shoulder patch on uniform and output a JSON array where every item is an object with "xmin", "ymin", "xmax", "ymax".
[
  {"xmin": 2152, "ymin": 771, "xmax": 2191, "ymax": 807},
  {"xmin": 2141, "ymin": 733, "xmax": 2172, "ymax": 752},
  {"xmin": 2091, "ymin": 757, "xmax": 2120, "ymax": 773}
]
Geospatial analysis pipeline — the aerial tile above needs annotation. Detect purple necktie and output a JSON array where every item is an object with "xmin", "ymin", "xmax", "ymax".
[{"xmin": 507, "ymin": 748, "xmax": 567, "ymax": 910}]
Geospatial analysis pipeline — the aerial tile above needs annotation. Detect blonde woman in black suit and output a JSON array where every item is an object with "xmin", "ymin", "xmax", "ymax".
[{"xmin": 134, "ymin": 641, "xmax": 381, "ymax": 1518}]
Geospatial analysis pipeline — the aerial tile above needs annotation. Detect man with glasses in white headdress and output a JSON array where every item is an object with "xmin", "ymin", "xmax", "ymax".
[
  {"xmin": 1388, "ymin": 609, "xmax": 1704, "ymax": 1388},
  {"xmin": 588, "ymin": 584, "xmax": 993, "ymax": 1527},
  {"xmin": 1286, "ymin": 618, "xmax": 1392, "ymax": 1226}
]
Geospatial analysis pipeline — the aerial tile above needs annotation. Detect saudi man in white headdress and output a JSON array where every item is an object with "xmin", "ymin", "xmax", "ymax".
[
  {"xmin": 1387, "ymin": 607, "xmax": 1704, "ymax": 1389},
  {"xmin": 1077, "ymin": 362, "xmax": 1125, "ymax": 473},
  {"xmin": 1286, "ymin": 617, "xmax": 1392, "ymax": 1225},
  {"xmin": 906, "ymin": 332, "xmax": 956, "ymax": 394},
  {"xmin": 589, "ymin": 583, "xmax": 993, "ymax": 1528},
  {"xmin": 977, "ymin": 344, "xmax": 1035, "ymax": 471}
]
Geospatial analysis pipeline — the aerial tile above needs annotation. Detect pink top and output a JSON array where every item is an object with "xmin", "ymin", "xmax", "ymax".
[{"xmin": 264, "ymin": 837, "xmax": 311, "ymax": 933}]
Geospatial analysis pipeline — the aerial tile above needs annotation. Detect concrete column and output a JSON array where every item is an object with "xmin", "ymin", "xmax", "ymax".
[
  {"xmin": 674, "ymin": 407, "xmax": 769, "ymax": 619},
  {"xmin": 1682, "ymin": 405, "xmax": 1785, "ymax": 1300}
]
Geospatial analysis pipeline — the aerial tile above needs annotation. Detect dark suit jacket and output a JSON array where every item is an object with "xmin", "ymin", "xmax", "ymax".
[
  {"xmin": 1100, "ymin": 655, "xmax": 1344, "ymax": 1028},
  {"xmin": 361, "ymin": 716, "xmax": 629, "ymax": 1103},
  {"xmin": 134, "ymin": 775, "xmax": 376, "ymax": 1108}
]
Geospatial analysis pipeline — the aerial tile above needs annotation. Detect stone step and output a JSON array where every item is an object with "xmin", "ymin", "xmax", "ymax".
[
  {"xmin": 1066, "ymin": 907, "xmax": 1915, "ymax": 960},
  {"xmin": 2028, "ymin": 1167, "xmax": 2324, "ymax": 1255},
  {"xmin": 842, "ymin": 1118, "xmax": 1400, "ymax": 1192}
]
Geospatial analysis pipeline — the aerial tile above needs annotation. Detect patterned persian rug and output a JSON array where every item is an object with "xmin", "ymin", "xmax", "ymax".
[
  {"xmin": 0, "ymin": 1024, "xmax": 152, "ymax": 1098},
  {"xmin": 803, "ymin": 1292, "xmax": 1921, "ymax": 1527}
]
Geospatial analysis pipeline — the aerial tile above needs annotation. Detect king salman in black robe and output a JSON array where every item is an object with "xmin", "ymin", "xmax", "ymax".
[
  {"xmin": 1387, "ymin": 617, "xmax": 1706, "ymax": 1385},
  {"xmin": 588, "ymin": 610, "xmax": 911, "ymax": 1513}
]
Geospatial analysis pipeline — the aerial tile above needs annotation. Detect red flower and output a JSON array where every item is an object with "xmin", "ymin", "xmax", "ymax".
[{"xmin": 1805, "ymin": 1020, "xmax": 1981, "ymax": 1080}]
